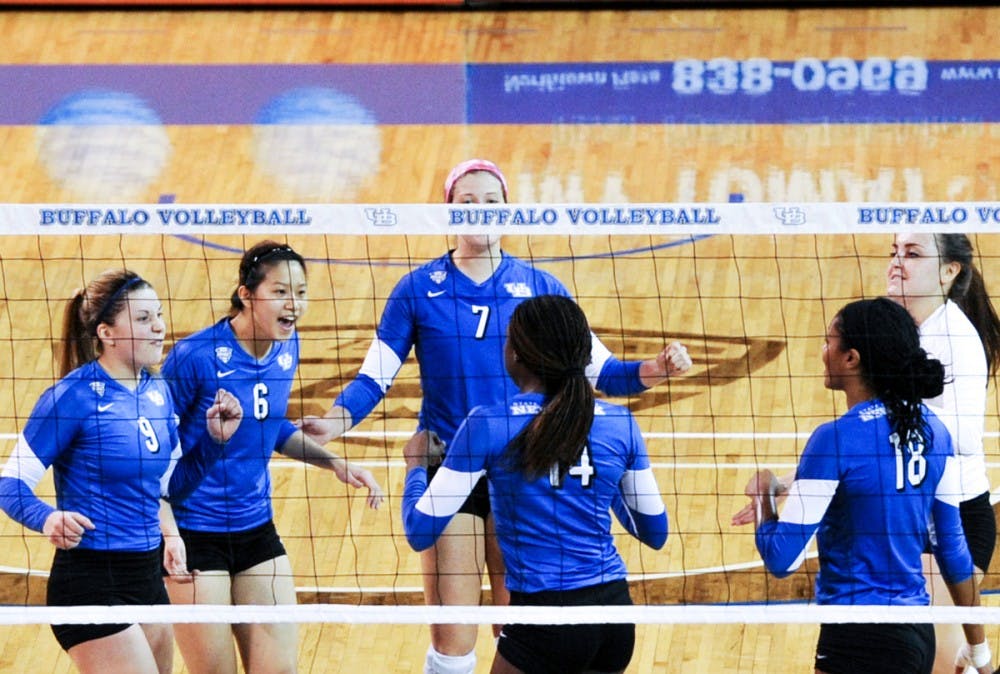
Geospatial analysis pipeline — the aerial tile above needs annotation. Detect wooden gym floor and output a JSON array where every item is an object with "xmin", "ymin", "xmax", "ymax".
[{"xmin": 1, "ymin": 5, "xmax": 1000, "ymax": 672}]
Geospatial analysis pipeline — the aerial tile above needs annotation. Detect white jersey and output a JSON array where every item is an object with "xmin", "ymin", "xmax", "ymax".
[{"xmin": 919, "ymin": 299, "xmax": 989, "ymax": 499}]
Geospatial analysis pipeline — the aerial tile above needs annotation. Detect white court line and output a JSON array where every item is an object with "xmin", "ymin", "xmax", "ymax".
[
  {"xmin": 7, "ymin": 429, "xmax": 1000, "ymax": 473},
  {"xmin": 6, "ymin": 431, "xmax": 1000, "ymax": 441},
  {"xmin": 293, "ymin": 554, "xmax": 819, "ymax": 596},
  {"xmin": 0, "ymin": 428, "xmax": 998, "ymax": 597},
  {"xmin": 274, "ymin": 459, "xmax": 1000, "ymax": 472},
  {"xmin": 0, "ymin": 553, "xmax": 816, "ymax": 596}
]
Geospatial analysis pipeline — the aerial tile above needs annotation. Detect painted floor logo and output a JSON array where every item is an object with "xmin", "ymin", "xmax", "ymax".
[{"xmin": 283, "ymin": 324, "xmax": 786, "ymax": 420}]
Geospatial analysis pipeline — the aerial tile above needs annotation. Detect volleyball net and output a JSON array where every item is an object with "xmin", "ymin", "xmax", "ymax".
[{"xmin": 1, "ymin": 201, "xmax": 1000, "ymax": 630}]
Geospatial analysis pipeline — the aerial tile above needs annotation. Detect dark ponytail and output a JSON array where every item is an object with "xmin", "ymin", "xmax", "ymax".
[
  {"xmin": 60, "ymin": 270, "xmax": 150, "ymax": 377},
  {"xmin": 504, "ymin": 295, "xmax": 594, "ymax": 480},
  {"xmin": 837, "ymin": 298, "xmax": 945, "ymax": 445},
  {"xmin": 936, "ymin": 233, "xmax": 1000, "ymax": 377}
]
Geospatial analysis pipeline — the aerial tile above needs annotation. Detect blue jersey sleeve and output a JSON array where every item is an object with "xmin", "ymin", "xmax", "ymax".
[
  {"xmin": 0, "ymin": 385, "xmax": 81, "ymax": 532},
  {"xmin": 0, "ymin": 476, "xmax": 53, "ymax": 533},
  {"xmin": 154, "ymin": 384, "xmax": 224, "ymax": 503},
  {"xmin": 595, "ymin": 356, "xmax": 645, "ymax": 397},
  {"xmin": 402, "ymin": 412, "xmax": 488, "ymax": 551},
  {"xmin": 162, "ymin": 341, "xmax": 200, "ymax": 421},
  {"xmin": 334, "ymin": 376, "xmax": 387, "ymax": 427},
  {"xmin": 159, "ymin": 339, "xmax": 229, "ymax": 502},
  {"xmin": 163, "ymin": 429, "xmax": 228, "ymax": 502},
  {"xmin": 335, "ymin": 275, "xmax": 418, "ymax": 425},
  {"xmin": 755, "ymin": 425, "xmax": 839, "ymax": 578},
  {"xmin": 275, "ymin": 419, "xmax": 298, "ymax": 451},
  {"xmin": 613, "ymin": 414, "xmax": 667, "ymax": 549},
  {"xmin": 931, "ymin": 456, "xmax": 975, "ymax": 585}
]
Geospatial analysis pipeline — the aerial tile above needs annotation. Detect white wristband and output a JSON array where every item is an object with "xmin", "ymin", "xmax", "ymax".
[
  {"xmin": 969, "ymin": 640, "xmax": 992, "ymax": 669},
  {"xmin": 957, "ymin": 640, "xmax": 992, "ymax": 670}
]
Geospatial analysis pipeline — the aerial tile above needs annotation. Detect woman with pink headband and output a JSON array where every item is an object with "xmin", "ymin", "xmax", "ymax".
[{"xmin": 303, "ymin": 158, "xmax": 692, "ymax": 674}]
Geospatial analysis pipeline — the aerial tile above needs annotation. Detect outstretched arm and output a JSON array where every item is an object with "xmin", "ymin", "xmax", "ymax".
[
  {"xmin": 745, "ymin": 465, "xmax": 836, "ymax": 579},
  {"xmin": 297, "ymin": 404, "xmax": 354, "ymax": 446},
  {"xmin": 591, "ymin": 335, "xmax": 692, "ymax": 396},
  {"xmin": 401, "ymin": 428, "xmax": 480, "ymax": 552},
  {"xmin": 279, "ymin": 430, "xmax": 384, "ymax": 509},
  {"xmin": 300, "ymin": 284, "xmax": 417, "ymax": 445}
]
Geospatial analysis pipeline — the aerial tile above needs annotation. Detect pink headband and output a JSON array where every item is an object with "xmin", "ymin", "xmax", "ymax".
[{"xmin": 443, "ymin": 159, "xmax": 509, "ymax": 202}]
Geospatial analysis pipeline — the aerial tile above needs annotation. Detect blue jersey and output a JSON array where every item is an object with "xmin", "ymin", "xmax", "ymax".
[
  {"xmin": 756, "ymin": 400, "xmax": 973, "ymax": 605},
  {"xmin": 0, "ymin": 362, "xmax": 184, "ymax": 552},
  {"xmin": 163, "ymin": 318, "xmax": 299, "ymax": 532},
  {"xmin": 402, "ymin": 392, "xmax": 668, "ymax": 593},
  {"xmin": 337, "ymin": 251, "xmax": 646, "ymax": 444}
]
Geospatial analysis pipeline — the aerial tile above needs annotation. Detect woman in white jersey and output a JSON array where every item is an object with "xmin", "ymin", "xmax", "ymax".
[{"xmin": 887, "ymin": 233, "xmax": 1000, "ymax": 674}]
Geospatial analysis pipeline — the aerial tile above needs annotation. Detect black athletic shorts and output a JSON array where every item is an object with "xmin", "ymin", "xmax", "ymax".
[
  {"xmin": 48, "ymin": 544, "xmax": 169, "ymax": 651},
  {"xmin": 960, "ymin": 491, "xmax": 996, "ymax": 572},
  {"xmin": 177, "ymin": 520, "xmax": 287, "ymax": 575},
  {"xmin": 498, "ymin": 579, "xmax": 635, "ymax": 674},
  {"xmin": 427, "ymin": 464, "xmax": 491, "ymax": 520},
  {"xmin": 815, "ymin": 622, "xmax": 934, "ymax": 674}
]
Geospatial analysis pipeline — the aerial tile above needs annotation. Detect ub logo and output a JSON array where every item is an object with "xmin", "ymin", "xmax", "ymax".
[
  {"xmin": 146, "ymin": 390, "xmax": 165, "ymax": 407},
  {"xmin": 90, "ymin": 381, "xmax": 106, "ymax": 397},
  {"xmin": 365, "ymin": 207, "xmax": 398, "ymax": 227},
  {"xmin": 773, "ymin": 206, "xmax": 807, "ymax": 226},
  {"xmin": 429, "ymin": 270, "xmax": 447, "ymax": 284},
  {"xmin": 215, "ymin": 346, "xmax": 233, "ymax": 364},
  {"xmin": 278, "ymin": 353, "xmax": 293, "ymax": 371},
  {"xmin": 504, "ymin": 282, "xmax": 533, "ymax": 298}
]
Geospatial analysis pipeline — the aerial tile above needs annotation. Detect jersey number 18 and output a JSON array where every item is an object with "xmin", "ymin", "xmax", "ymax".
[{"xmin": 890, "ymin": 431, "xmax": 927, "ymax": 491}]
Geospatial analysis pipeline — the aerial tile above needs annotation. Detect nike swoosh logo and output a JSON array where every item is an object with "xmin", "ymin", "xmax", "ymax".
[
  {"xmin": 217, "ymin": 369, "xmax": 237, "ymax": 378},
  {"xmin": 426, "ymin": 290, "xmax": 446, "ymax": 298},
  {"xmin": 97, "ymin": 403, "xmax": 114, "ymax": 412}
]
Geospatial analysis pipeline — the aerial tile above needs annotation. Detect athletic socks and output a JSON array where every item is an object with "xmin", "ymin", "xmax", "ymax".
[{"xmin": 424, "ymin": 644, "xmax": 476, "ymax": 674}]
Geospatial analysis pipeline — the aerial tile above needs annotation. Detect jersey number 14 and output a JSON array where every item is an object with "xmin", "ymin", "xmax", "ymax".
[{"xmin": 549, "ymin": 444, "xmax": 595, "ymax": 489}]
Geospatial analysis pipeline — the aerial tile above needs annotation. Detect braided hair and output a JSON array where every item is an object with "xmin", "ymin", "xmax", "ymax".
[
  {"xmin": 836, "ymin": 297, "xmax": 945, "ymax": 445},
  {"xmin": 504, "ymin": 295, "xmax": 594, "ymax": 480}
]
